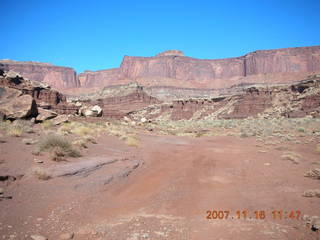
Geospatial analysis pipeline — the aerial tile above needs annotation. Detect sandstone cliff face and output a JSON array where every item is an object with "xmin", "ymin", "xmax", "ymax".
[
  {"xmin": 77, "ymin": 68, "xmax": 121, "ymax": 87},
  {"xmin": 0, "ymin": 60, "xmax": 79, "ymax": 90},
  {"xmin": 78, "ymin": 46, "xmax": 320, "ymax": 89}
]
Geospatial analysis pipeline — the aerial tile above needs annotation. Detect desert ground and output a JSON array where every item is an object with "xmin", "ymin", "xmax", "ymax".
[{"xmin": 0, "ymin": 117, "xmax": 320, "ymax": 240}]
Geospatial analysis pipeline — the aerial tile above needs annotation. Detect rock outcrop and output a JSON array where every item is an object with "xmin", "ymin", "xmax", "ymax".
[
  {"xmin": 76, "ymin": 85, "xmax": 161, "ymax": 119},
  {"xmin": 0, "ymin": 71, "xmax": 79, "ymax": 120},
  {"xmin": 128, "ymin": 75, "xmax": 320, "ymax": 121},
  {"xmin": 0, "ymin": 60, "xmax": 79, "ymax": 90},
  {"xmin": 0, "ymin": 87, "xmax": 38, "ymax": 120},
  {"xmin": 77, "ymin": 46, "xmax": 320, "ymax": 89}
]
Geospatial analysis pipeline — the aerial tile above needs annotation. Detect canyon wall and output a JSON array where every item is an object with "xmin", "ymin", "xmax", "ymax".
[
  {"xmin": 77, "ymin": 68, "xmax": 121, "ymax": 87},
  {"xmin": 1, "ymin": 46, "xmax": 319, "ymax": 91},
  {"xmin": 0, "ymin": 60, "xmax": 79, "ymax": 90},
  {"xmin": 78, "ymin": 45, "xmax": 320, "ymax": 89}
]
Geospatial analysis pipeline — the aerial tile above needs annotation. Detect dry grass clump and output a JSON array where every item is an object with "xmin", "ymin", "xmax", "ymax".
[
  {"xmin": 124, "ymin": 136, "xmax": 139, "ymax": 147},
  {"xmin": 72, "ymin": 125, "xmax": 94, "ymax": 136},
  {"xmin": 42, "ymin": 120, "xmax": 54, "ymax": 130},
  {"xmin": 281, "ymin": 151, "xmax": 301, "ymax": 164},
  {"xmin": 33, "ymin": 167, "xmax": 51, "ymax": 180},
  {"xmin": 4, "ymin": 120, "xmax": 34, "ymax": 137},
  {"xmin": 73, "ymin": 139, "xmax": 88, "ymax": 149},
  {"xmin": 38, "ymin": 134, "xmax": 81, "ymax": 161},
  {"xmin": 72, "ymin": 136, "xmax": 97, "ymax": 149},
  {"xmin": 58, "ymin": 121, "xmax": 107, "ymax": 137},
  {"xmin": 119, "ymin": 134, "xmax": 139, "ymax": 147},
  {"xmin": 0, "ymin": 120, "xmax": 11, "ymax": 130},
  {"xmin": 58, "ymin": 123, "xmax": 73, "ymax": 135},
  {"xmin": 304, "ymin": 168, "xmax": 320, "ymax": 179},
  {"xmin": 6, "ymin": 125, "xmax": 24, "ymax": 137}
]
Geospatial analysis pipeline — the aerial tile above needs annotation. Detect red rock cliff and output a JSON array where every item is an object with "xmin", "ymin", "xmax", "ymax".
[
  {"xmin": 0, "ymin": 60, "xmax": 79, "ymax": 90},
  {"xmin": 79, "ymin": 46, "xmax": 320, "ymax": 89}
]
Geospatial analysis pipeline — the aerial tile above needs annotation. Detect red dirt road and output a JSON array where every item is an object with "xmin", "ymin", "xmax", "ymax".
[{"xmin": 0, "ymin": 132, "xmax": 320, "ymax": 239}]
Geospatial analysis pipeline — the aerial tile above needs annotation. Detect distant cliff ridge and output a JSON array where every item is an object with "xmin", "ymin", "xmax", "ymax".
[
  {"xmin": 76, "ymin": 46, "xmax": 320, "ymax": 89},
  {"xmin": 0, "ymin": 60, "xmax": 79, "ymax": 89},
  {"xmin": 1, "ymin": 46, "xmax": 320, "ymax": 90}
]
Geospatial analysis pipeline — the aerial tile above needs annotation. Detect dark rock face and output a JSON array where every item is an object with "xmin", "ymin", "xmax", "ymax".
[
  {"xmin": 0, "ymin": 60, "xmax": 79, "ymax": 90},
  {"xmin": 78, "ymin": 46, "xmax": 320, "ymax": 89}
]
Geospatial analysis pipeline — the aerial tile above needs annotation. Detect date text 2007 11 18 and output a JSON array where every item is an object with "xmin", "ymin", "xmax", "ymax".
[{"xmin": 206, "ymin": 210, "xmax": 301, "ymax": 220}]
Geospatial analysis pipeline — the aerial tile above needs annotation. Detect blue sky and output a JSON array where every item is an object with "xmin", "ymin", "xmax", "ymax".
[{"xmin": 1, "ymin": 0, "xmax": 320, "ymax": 73}]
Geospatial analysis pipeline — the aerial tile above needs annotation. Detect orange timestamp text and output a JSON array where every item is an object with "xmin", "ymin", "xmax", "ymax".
[{"xmin": 206, "ymin": 210, "xmax": 301, "ymax": 220}]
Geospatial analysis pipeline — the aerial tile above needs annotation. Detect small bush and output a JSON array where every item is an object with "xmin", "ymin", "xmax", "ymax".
[
  {"xmin": 33, "ymin": 168, "xmax": 51, "ymax": 180},
  {"xmin": 0, "ymin": 120, "xmax": 11, "ymax": 130},
  {"xmin": 38, "ymin": 134, "xmax": 81, "ymax": 160},
  {"xmin": 125, "ymin": 136, "xmax": 139, "ymax": 147},
  {"xmin": 58, "ymin": 123, "xmax": 73, "ymax": 135},
  {"xmin": 7, "ymin": 125, "xmax": 24, "ymax": 137},
  {"xmin": 72, "ymin": 139, "xmax": 88, "ymax": 149},
  {"xmin": 13, "ymin": 120, "xmax": 34, "ymax": 133}
]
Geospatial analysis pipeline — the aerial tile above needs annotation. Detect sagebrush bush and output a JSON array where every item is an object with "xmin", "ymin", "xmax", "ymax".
[
  {"xmin": 33, "ymin": 167, "xmax": 51, "ymax": 180},
  {"xmin": 38, "ymin": 134, "xmax": 81, "ymax": 160},
  {"xmin": 7, "ymin": 125, "xmax": 24, "ymax": 137},
  {"xmin": 3, "ymin": 119, "xmax": 34, "ymax": 137}
]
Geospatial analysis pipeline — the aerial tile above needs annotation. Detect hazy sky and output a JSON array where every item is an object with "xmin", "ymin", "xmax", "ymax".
[{"xmin": 1, "ymin": 0, "xmax": 320, "ymax": 73}]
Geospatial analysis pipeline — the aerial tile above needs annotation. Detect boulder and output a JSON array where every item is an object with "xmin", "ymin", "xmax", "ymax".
[
  {"xmin": 4, "ymin": 70, "xmax": 22, "ymax": 79},
  {"xmin": 75, "ymin": 101, "xmax": 82, "ymax": 107},
  {"xmin": 52, "ymin": 115, "xmax": 69, "ymax": 125},
  {"xmin": 79, "ymin": 105, "xmax": 103, "ymax": 117},
  {"xmin": 91, "ymin": 105, "xmax": 103, "ymax": 116},
  {"xmin": 36, "ymin": 108, "xmax": 58, "ymax": 122},
  {"xmin": 0, "ymin": 87, "xmax": 38, "ymax": 120}
]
